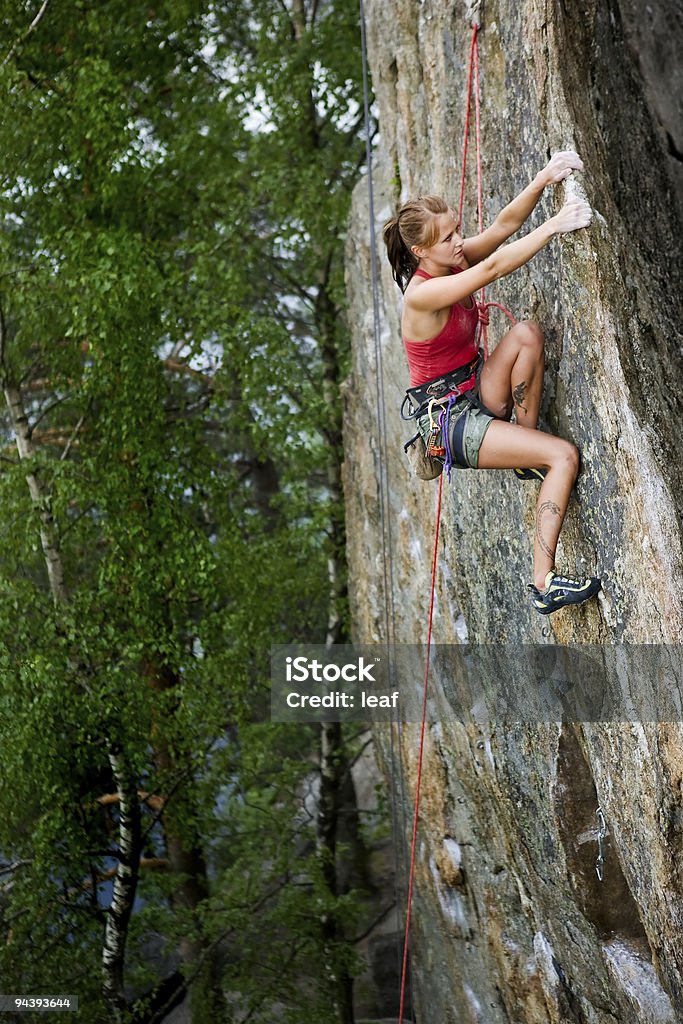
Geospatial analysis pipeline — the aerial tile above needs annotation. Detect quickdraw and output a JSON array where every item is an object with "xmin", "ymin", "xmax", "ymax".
[{"xmin": 426, "ymin": 399, "xmax": 446, "ymax": 457}]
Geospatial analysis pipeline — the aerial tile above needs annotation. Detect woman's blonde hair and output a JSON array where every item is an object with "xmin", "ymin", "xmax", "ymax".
[{"xmin": 382, "ymin": 195, "xmax": 450, "ymax": 292}]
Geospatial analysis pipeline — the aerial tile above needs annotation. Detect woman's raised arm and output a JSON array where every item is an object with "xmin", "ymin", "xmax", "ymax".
[
  {"xmin": 406, "ymin": 197, "xmax": 592, "ymax": 313},
  {"xmin": 463, "ymin": 151, "xmax": 585, "ymax": 266}
]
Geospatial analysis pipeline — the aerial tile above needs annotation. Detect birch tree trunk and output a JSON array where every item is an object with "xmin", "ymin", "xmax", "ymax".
[
  {"xmin": 3, "ymin": 384, "xmax": 68, "ymax": 607},
  {"xmin": 1, "ymin": 343, "xmax": 142, "ymax": 1019},
  {"xmin": 101, "ymin": 757, "xmax": 142, "ymax": 1021}
]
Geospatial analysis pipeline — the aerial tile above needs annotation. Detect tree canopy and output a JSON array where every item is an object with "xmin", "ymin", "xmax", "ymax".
[{"xmin": 0, "ymin": 2, "xmax": 382, "ymax": 1021}]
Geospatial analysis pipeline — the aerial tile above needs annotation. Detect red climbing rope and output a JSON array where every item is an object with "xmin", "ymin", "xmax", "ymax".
[
  {"xmin": 485, "ymin": 300, "xmax": 518, "ymax": 325},
  {"xmin": 357, "ymin": 6, "xmax": 519, "ymax": 1018},
  {"xmin": 397, "ymin": 20, "xmax": 516, "ymax": 1024},
  {"xmin": 457, "ymin": 26, "xmax": 490, "ymax": 356},
  {"xmin": 397, "ymin": 469, "xmax": 443, "ymax": 1024},
  {"xmin": 456, "ymin": 26, "xmax": 477, "ymax": 229}
]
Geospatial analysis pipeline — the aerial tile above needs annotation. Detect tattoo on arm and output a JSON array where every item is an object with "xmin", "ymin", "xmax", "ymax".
[
  {"xmin": 536, "ymin": 499, "xmax": 561, "ymax": 561},
  {"xmin": 513, "ymin": 380, "xmax": 528, "ymax": 413}
]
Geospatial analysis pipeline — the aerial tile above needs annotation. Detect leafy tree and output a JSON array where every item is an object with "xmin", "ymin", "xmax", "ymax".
[{"xmin": 0, "ymin": 2, "xmax": 378, "ymax": 1023}]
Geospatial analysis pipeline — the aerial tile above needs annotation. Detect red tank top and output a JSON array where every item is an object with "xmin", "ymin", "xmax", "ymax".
[{"xmin": 403, "ymin": 267, "xmax": 479, "ymax": 387}]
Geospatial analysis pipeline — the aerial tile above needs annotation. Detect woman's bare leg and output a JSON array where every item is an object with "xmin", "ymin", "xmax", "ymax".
[
  {"xmin": 477, "ymin": 419, "xmax": 579, "ymax": 588},
  {"xmin": 478, "ymin": 320, "xmax": 544, "ymax": 428}
]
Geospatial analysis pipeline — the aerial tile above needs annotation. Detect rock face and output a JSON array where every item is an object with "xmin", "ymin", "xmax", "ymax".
[{"xmin": 343, "ymin": 1, "xmax": 683, "ymax": 1021}]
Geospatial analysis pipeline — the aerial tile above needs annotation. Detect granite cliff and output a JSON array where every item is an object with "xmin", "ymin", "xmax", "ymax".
[{"xmin": 344, "ymin": 1, "xmax": 683, "ymax": 1020}]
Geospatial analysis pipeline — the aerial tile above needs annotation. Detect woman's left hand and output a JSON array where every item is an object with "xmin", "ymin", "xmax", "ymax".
[{"xmin": 541, "ymin": 150, "xmax": 584, "ymax": 185}]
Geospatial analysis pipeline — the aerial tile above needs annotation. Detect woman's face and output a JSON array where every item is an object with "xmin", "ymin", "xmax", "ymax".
[{"xmin": 417, "ymin": 211, "xmax": 465, "ymax": 268}]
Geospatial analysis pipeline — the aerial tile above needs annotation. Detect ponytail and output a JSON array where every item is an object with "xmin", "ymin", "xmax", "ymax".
[
  {"xmin": 382, "ymin": 195, "xmax": 450, "ymax": 293},
  {"xmin": 382, "ymin": 217, "xmax": 417, "ymax": 293}
]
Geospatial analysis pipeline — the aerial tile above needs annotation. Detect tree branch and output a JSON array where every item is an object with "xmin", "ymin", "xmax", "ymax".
[
  {"xmin": 351, "ymin": 900, "xmax": 397, "ymax": 944},
  {"xmin": 2, "ymin": 0, "xmax": 52, "ymax": 67},
  {"xmin": 3, "ymin": 384, "xmax": 69, "ymax": 606},
  {"xmin": 96, "ymin": 790, "xmax": 165, "ymax": 813},
  {"xmin": 130, "ymin": 969, "xmax": 186, "ymax": 1024},
  {"xmin": 0, "ymin": 859, "xmax": 32, "ymax": 877}
]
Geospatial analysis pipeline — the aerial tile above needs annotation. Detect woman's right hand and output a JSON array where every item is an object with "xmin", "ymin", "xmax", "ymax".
[{"xmin": 551, "ymin": 198, "xmax": 593, "ymax": 235}]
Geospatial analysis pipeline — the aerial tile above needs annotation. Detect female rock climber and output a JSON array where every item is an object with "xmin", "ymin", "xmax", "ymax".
[{"xmin": 382, "ymin": 151, "xmax": 601, "ymax": 615}]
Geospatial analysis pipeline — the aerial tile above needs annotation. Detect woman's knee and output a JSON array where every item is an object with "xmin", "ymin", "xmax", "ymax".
[
  {"xmin": 547, "ymin": 438, "xmax": 580, "ymax": 479},
  {"xmin": 513, "ymin": 319, "xmax": 544, "ymax": 355}
]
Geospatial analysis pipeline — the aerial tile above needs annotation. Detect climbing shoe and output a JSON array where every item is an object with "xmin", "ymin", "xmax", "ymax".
[
  {"xmin": 513, "ymin": 467, "xmax": 547, "ymax": 482},
  {"xmin": 528, "ymin": 570, "xmax": 601, "ymax": 615}
]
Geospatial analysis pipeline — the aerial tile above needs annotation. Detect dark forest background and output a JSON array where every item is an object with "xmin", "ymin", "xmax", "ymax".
[{"xmin": 0, "ymin": 2, "xmax": 388, "ymax": 1022}]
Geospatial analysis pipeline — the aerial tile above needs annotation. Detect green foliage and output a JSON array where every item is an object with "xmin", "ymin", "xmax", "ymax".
[{"xmin": 0, "ymin": 1, "xmax": 378, "ymax": 1022}]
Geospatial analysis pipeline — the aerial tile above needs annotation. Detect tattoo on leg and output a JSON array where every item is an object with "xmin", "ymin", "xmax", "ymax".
[
  {"xmin": 536, "ymin": 499, "xmax": 561, "ymax": 561},
  {"xmin": 513, "ymin": 380, "xmax": 528, "ymax": 413}
]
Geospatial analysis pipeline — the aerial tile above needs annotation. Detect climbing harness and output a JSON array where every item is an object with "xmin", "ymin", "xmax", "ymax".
[
  {"xmin": 400, "ymin": 352, "xmax": 482, "ymax": 421},
  {"xmin": 401, "ymin": 352, "xmax": 482, "ymax": 483}
]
